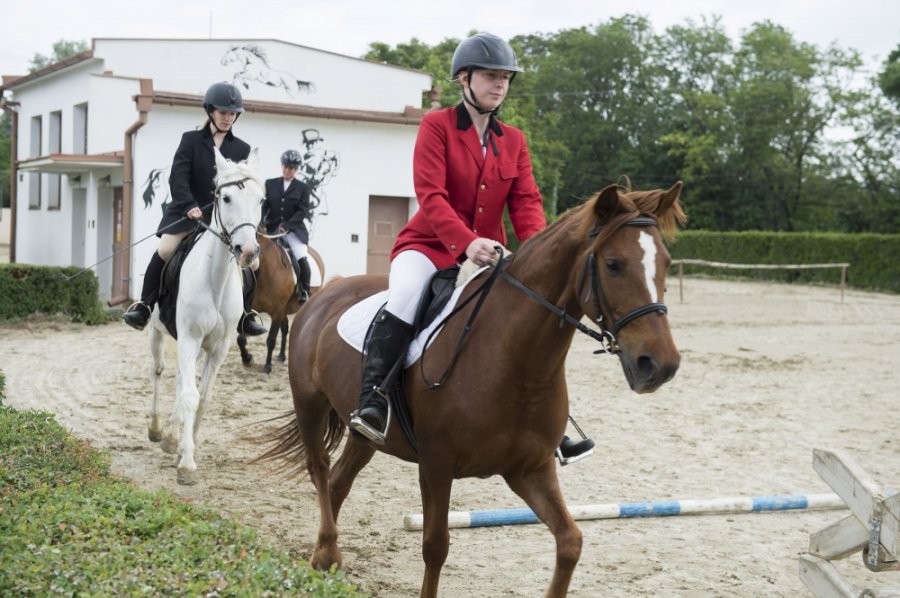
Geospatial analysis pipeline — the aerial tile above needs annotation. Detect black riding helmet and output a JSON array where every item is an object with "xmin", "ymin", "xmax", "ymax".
[
  {"xmin": 281, "ymin": 149, "xmax": 302, "ymax": 168},
  {"xmin": 203, "ymin": 82, "xmax": 244, "ymax": 132},
  {"xmin": 450, "ymin": 33, "xmax": 522, "ymax": 114}
]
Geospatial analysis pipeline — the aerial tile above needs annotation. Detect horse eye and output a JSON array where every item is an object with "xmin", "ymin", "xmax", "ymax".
[
  {"xmin": 222, "ymin": 194, "xmax": 231, "ymax": 204},
  {"xmin": 605, "ymin": 259, "xmax": 622, "ymax": 275}
]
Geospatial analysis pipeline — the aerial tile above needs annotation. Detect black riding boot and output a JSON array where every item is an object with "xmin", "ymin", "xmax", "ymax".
[
  {"xmin": 349, "ymin": 308, "xmax": 413, "ymax": 445},
  {"xmin": 298, "ymin": 257, "xmax": 311, "ymax": 303},
  {"xmin": 239, "ymin": 268, "xmax": 267, "ymax": 336},
  {"xmin": 123, "ymin": 252, "xmax": 165, "ymax": 331},
  {"xmin": 557, "ymin": 434, "xmax": 595, "ymax": 466}
]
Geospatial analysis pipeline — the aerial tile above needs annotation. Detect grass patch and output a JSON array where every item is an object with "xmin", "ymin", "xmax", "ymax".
[{"xmin": 0, "ymin": 381, "xmax": 363, "ymax": 597}]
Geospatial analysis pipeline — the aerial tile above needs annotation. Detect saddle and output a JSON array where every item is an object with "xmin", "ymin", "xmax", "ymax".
[{"xmin": 157, "ymin": 229, "xmax": 204, "ymax": 339}]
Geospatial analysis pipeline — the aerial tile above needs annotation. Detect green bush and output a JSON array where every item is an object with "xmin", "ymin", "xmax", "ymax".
[
  {"xmin": 0, "ymin": 264, "xmax": 108, "ymax": 323},
  {"xmin": 670, "ymin": 231, "xmax": 900, "ymax": 293},
  {"xmin": 0, "ymin": 404, "xmax": 364, "ymax": 597}
]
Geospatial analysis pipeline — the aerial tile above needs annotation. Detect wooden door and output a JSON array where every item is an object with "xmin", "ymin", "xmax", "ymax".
[{"xmin": 367, "ymin": 196, "xmax": 409, "ymax": 275}]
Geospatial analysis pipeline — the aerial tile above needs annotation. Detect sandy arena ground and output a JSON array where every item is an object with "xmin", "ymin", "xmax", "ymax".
[{"xmin": 3, "ymin": 277, "xmax": 900, "ymax": 597}]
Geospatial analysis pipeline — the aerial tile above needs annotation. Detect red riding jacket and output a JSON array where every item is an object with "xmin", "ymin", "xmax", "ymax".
[{"xmin": 392, "ymin": 104, "xmax": 547, "ymax": 269}]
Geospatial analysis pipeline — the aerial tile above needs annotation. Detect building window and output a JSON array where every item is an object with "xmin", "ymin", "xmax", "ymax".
[
  {"xmin": 47, "ymin": 175, "xmax": 61, "ymax": 210},
  {"xmin": 28, "ymin": 173, "xmax": 41, "ymax": 209},
  {"xmin": 73, "ymin": 103, "xmax": 88, "ymax": 154},
  {"xmin": 29, "ymin": 115, "xmax": 42, "ymax": 158}
]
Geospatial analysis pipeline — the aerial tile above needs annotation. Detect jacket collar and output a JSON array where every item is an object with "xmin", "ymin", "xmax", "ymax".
[{"xmin": 455, "ymin": 103, "xmax": 503, "ymax": 137}]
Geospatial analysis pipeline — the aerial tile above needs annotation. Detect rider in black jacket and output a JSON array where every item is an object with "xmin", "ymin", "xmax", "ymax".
[
  {"xmin": 123, "ymin": 81, "xmax": 266, "ymax": 336},
  {"xmin": 262, "ymin": 150, "xmax": 314, "ymax": 302}
]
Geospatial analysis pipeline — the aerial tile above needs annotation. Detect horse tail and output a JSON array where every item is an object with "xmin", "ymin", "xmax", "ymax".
[{"xmin": 246, "ymin": 409, "xmax": 345, "ymax": 478}]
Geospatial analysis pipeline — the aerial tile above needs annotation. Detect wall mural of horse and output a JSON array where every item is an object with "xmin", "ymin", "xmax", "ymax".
[
  {"xmin": 147, "ymin": 148, "xmax": 265, "ymax": 486},
  {"xmin": 221, "ymin": 44, "xmax": 314, "ymax": 97},
  {"xmin": 141, "ymin": 166, "xmax": 170, "ymax": 215},
  {"xmin": 255, "ymin": 182, "xmax": 687, "ymax": 595}
]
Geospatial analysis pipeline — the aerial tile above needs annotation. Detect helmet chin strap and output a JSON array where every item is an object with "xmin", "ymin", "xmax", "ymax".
[{"xmin": 207, "ymin": 110, "xmax": 239, "ymax": 134}]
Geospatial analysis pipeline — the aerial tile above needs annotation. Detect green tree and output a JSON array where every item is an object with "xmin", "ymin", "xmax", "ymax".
[
  {"xmin": 29, "ymin": 39, "xmax": 88, "ymax": 72},
  {"xmin": 364, "ymin": 37, "xmax": 460, "ymax": 108},
  {"xmin": 879, "ymin": 44, "xmax": 900, "ymax": 104}
]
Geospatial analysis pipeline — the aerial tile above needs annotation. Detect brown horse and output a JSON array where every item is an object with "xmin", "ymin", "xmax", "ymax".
[
  {"xmin": 237, "ymin": 233, "xmax": 324, "ymax": 374},
  {"xmin": 257, "ymin": 182, "xmax": 686, "ymax": 596}
]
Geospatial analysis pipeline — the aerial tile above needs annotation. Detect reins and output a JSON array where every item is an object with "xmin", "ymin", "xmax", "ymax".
[{"xmin": 421, "ymin": 215, "xmax": 668, "ymax": 387}]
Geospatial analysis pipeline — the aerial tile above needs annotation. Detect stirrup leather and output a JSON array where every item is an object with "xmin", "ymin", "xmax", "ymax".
[{"xmin": 349, "ymin": 387, "xmax": 392, "ymax": 446}]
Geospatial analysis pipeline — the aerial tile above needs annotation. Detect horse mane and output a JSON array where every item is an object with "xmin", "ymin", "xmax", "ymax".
[
  {"xmin": 216, "ymin": 158, "xmax": 265, "ymax": 191},
  {"xmin": 575, "ymin": 184, "xmax": 687, "ymax": 250},
  {"xmin": 242, "ymin": 43, "xmax": 269, "ymax": 64},
  {"xmin": 516, "ymin": 183, "xmax": 686, "ymax": 263}
]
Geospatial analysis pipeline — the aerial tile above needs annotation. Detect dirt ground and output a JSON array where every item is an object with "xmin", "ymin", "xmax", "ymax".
[{"xmin": 3, "ymin": 277, "xmax": 900, "ymax": 597}]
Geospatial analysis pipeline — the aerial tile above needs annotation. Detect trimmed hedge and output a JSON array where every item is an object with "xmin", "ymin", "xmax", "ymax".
[
  {"xmin": 0, "ymin": 264, "xmax": 108, "ymax": 323},
  {"xmin": 669, "ymin": 231, "xmax": 900, "ymax": 293}
]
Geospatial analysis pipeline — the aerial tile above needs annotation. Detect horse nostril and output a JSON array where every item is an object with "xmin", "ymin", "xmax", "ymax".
[
  {"xmin": 233, "ymin": 244, "xmax": 242, "ymax": 255},
  {"xmin": 636, "ymin": 355, "xmax": 656, "ymax": 382}
]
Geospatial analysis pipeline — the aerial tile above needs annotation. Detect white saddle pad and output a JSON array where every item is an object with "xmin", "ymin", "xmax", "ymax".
[{"xmin": 337, "ymin": 266, "xmax": 488, "ymax": 368}]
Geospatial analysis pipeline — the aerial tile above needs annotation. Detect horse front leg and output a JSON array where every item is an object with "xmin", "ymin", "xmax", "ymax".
[
  {"xmin": 173, "ymin": 336, "xmax": 202, "ymax": 486},
  {"xmin": 263, "ymin": 321, "xmax": 279, "ymax": 374},
  {"xmin": 418, "ymin": 462, "xmax": 454, "ymax": 598},
  {"xmin": 148, "ymin": 327, "xmax": 166, "ymax": 442},
  {"xmin": 194, "ymin": 341, "xmax": 229, "ymax": 443},
  {"xmin": 503, "ymin": 461, "xmax": 582, "ymax": 598},
  {"xmin": 237, "ymin": 332, "xmax": 252, "ymax": 365},
  {"xmin": 277, "ymin": 319, "xmax": 289, "ymax": 362}
]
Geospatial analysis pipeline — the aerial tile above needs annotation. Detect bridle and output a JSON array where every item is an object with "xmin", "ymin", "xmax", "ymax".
[
  {"xmin": 196, "ymin": 176, "xmax": 259, "ymax": 250},
  {"xmin": 499, "ymin": 215, "xmax": 667, "ymax": 355},
  {"xmin": 579, "ymin": 216, "xmax": 667, "ymax": 352}
]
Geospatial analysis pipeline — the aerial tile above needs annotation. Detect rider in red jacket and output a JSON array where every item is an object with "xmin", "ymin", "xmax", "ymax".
[{"xmin": 350, "ymin": 33, "xmax": 594, "ymax": 464}]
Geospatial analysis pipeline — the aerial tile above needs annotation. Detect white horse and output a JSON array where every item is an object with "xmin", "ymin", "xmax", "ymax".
[{"xmin": 147, "ymin": 147, "xmax": 264, "ymax": 485}]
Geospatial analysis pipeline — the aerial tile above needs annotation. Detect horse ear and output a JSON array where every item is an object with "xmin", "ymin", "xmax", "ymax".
[
  {"xmin": 656, "ymin": 181, "xmax": 683, "ymax": 216},
  {"xmin": 593, "ymin": 184, "xmax": 621, "ymax": 224},
  {"xmin": 246, "ymin": 147, "xmax": 260, "ymax": 171},
  {"xmin": 214, "ymin": 146, "xmax": 229, "ymax": 173}
]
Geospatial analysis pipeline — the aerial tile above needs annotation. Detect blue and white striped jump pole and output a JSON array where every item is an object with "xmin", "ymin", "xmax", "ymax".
[{"xmin": 403, "ymin": 493, "xmax": 846, "ymax": 531}]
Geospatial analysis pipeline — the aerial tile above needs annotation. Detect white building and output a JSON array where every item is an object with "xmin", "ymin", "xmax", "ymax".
[{"xmin": 0, "ymin": 38, "xmax": 433, "ymax": 303}]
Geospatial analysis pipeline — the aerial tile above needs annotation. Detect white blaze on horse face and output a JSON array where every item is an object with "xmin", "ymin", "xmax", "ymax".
[{"xmin": 638, "ymin": 231, "xmax": 658, "ymax": 303}]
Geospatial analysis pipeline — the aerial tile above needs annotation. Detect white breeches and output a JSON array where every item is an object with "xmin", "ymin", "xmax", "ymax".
[
  {"xmin": 284, "ymin": 232, "xmax": 308, "ymax": 260},
  {"xmin": 385, "ymin": 250, "xmax": 437, "ymax": 325}
]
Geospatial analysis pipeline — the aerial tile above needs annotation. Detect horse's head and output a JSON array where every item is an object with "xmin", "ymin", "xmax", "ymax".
[
  {"xmin": 213, "ymin": 147, "xmax": 263, "ymax": 268},
  {"xmin": 578, "ymin": 181, "xmax": 687, "ymax": 393}
]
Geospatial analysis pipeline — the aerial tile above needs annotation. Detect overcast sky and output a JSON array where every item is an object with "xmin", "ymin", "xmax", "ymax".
[{"xmin": 2, "ymin": 0, "xmax": 898, "ymax": 80}]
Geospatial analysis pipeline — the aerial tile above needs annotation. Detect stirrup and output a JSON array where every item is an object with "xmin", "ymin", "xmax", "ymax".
[
  {"xmin": 122, "ymin": 301, "xmax": 151, "ymax": 331},
  {"xmin": 349, "ymin": 388, "xmax": 392, "ymax": 446},
  {"xmin": 556, "ymin": 436, "xmax": 595, "ymax": 466}
]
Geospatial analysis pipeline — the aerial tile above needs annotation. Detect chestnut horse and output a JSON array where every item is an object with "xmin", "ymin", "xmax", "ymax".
[
  {"xmin": 237, "ymin": 235, "xmax": 324, "ymax": 373},
  {"xmin": 257, "ymin": 182, "xmax": 686, "ymax": 596}
]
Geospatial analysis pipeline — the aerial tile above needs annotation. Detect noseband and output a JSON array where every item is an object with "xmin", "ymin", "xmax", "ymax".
[
  {"xmin": 197, "ymin": 177, "xmax": 259, "ymax": 249},
  {"xmin": 577, "ymin": 216, "xmax": 667, "ymax": 353}
]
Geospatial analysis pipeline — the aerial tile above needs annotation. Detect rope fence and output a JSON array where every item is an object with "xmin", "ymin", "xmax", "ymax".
[{"xmin": 671, "ymin": 259, "xmax": 850, "ymax": 303}]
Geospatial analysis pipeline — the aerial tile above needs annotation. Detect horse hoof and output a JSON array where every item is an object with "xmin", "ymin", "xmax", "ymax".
[
  {"xmin": 160, "ymin": 433, "xmax": 179, "ymax": 455},
  {"xmin": 311, "ymin": 546, "xmax": 342, "ymax": 571},
  {"xmin": 241, "ymin": 354, "xmax": 253, "ymax": 365},
  {"xmin": 277, "ymin": 354, "xmax": 286, "ymax": 363},
  {"xmin": 177, "ymin": 468, "xmax": 198, "ymax": 486},
  {"xmin": 148, "ymin": 428, "xmax": 162, "ymax": 443},
  {"xmin": 262, "ymin": 364, "xmax": 272, "ymax": 375}
]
